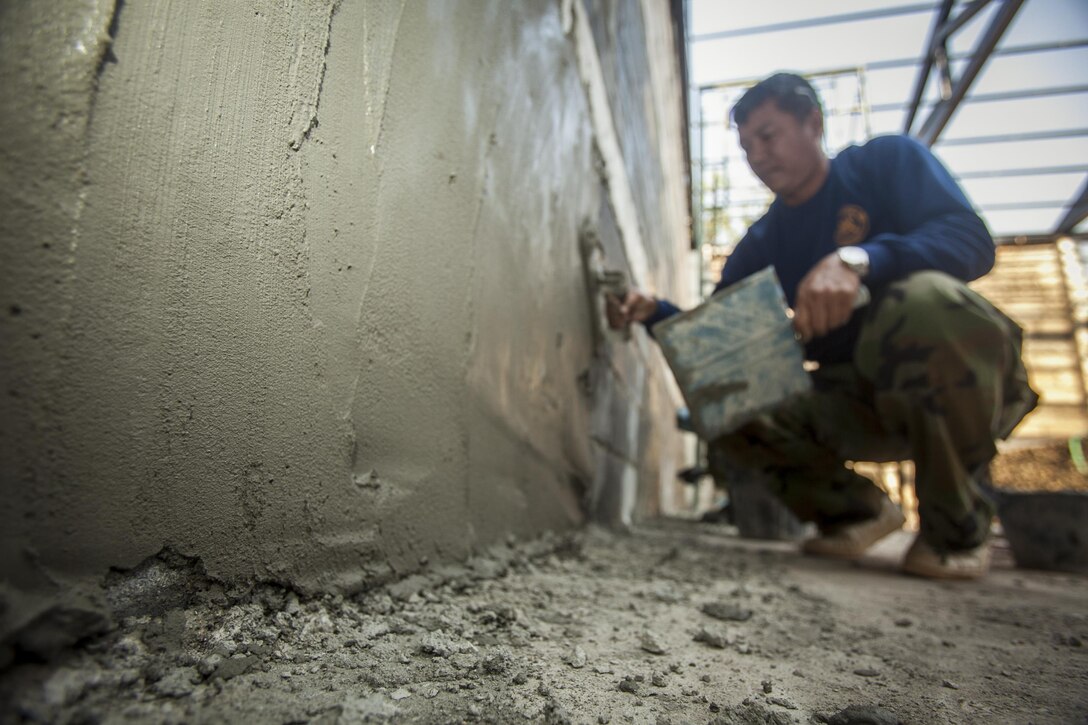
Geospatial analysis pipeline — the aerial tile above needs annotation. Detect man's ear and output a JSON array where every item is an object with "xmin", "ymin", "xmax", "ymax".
[{"xmin": 805, "ymin": 107, "xmax": 824, "ymax": 140}]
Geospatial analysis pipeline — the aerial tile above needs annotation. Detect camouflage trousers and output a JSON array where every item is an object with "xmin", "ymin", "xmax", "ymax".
[{"xmin": 710, "ymin": 271, "xmax": 1038, "ymax": 552}]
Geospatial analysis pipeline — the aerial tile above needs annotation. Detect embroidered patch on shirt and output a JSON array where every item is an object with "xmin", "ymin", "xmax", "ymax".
[{"xmin": 835, "ymin": 204, "xmax": 870, "ymax": 247}]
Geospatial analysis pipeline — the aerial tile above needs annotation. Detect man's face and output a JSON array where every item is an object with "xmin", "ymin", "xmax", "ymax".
[{"xmin": 737, "ymin": 99, "xmax": 825, "ymax": 205}]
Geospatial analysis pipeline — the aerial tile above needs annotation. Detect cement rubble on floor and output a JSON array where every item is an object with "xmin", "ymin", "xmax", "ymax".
[{"xmin": 1, "ymin": 523, "xmax": 1086, "ymax": 724}]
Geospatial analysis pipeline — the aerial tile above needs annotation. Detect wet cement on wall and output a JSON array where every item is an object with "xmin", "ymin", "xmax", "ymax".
[{"xmin": 0, "ymin": 0, "xmax": 692, "ymax": 649}]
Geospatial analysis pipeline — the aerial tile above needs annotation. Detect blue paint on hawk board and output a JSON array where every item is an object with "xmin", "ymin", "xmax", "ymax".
[{"xmin": 654, "ymin": 266, "xmax": 812, "ymax": 440}]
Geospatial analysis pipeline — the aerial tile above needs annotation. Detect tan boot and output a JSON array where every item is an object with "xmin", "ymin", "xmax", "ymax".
[
  {"xmin": 802, "ymin": 498, "xmax": 905, "ymax": 559},
  {"xmin": 902, "ymin": 534, "xmax": 991, "ymax": 580}
]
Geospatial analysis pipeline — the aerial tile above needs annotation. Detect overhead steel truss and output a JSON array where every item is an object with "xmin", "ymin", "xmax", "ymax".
[
  {"xmin": 903, "ymin": 0, "xmax": 1025, "ymax": 144},
  {"xmin": 902, "ymin": 0, "xmax": 1087, "ymax": 237}
]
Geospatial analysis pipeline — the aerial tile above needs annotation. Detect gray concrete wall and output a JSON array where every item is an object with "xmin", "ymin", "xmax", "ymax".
[{"xmin": 0, "ymin": 0, "xmax": 692, "ymax": 644}]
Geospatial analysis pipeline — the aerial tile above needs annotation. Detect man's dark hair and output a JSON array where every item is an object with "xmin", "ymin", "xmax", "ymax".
[{"xmin": 731, "ymin": 72, "xmax": 822, "ymax": 126}]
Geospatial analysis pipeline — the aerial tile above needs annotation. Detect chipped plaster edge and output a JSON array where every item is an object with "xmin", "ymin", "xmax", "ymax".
[
  {"xmin": 565, "ymin": 0, "xmax": 681, "ymax": 526},
  {"xmin": 563, "ymin": 0, "xmax": 651, "ymax": 292}
]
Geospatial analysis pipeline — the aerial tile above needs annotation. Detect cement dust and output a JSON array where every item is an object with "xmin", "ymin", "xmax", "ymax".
[{"xmin": 2, "ymin": 524, "xmax": 1086, "ymax": 724}]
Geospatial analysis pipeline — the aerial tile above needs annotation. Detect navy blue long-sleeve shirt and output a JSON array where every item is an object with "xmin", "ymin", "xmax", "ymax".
[{"xmin": 648, "ymin": 134, "xmax": 995, "ymax": 364}]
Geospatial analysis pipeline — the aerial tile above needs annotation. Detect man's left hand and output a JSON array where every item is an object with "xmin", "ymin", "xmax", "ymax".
[{"xmin": 792, "ymin": 251, "xmax": 862, "ymax": 341}]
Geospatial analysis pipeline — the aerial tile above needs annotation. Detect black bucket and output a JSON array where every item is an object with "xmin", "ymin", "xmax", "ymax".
[{"xmin": 996, "ymin": 490, "xmax": 1088, "ymax": 574}]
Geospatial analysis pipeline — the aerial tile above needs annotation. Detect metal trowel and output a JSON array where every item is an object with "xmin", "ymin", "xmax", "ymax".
[{"xmin": 579, "ymin": 227, "xmax": 631, "ymax": 344}]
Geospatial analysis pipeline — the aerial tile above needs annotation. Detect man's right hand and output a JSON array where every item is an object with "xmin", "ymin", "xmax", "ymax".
[{"xmin": 605, "ymin": 290, "xmax": 658, "ymax": 330}]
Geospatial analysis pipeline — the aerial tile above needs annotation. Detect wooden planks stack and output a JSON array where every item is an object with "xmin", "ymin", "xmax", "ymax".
[{"xmin": 971, "ymin": 242, "xmax": 1088, "ymax": 442}]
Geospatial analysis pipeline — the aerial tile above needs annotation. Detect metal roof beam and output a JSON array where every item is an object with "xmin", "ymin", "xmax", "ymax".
[
  {"xmin": 698, "ymin": 39, "xmax": 1088, "ymax": 93},
  {"xmin": 1056, "ymin": 176, "xmax": 1088, "ymax": 236},
  {"xmin": 689, "ymin": 3, "xmax": 937, "ymax": 42},
  {"xmin": 704, "ymin": 39, "xmax": 1088, "ymax": 88},
  {"xmin": 915, "ymin": 0, "xmax": 1025, "ymax": 146},
  {"xmin": 903, "ymin": 0, "xmax": 954, "ymax": 135},
  {"xmin": 976, "ymin": 201, "xmax": 1071, "ymax": 212},
  {"xmin": 968, "ymin": 83, "xmax": 1088, "ymax": 102},
  {"xmin": 934, "ymin": 0, "xmax": 991, "ymax": 45},
  {"xmin": 874, "ymin": 83, "xmax": 1088, "ymax": 113},
  {"xmin": 936, "ymin": 128, "xmax": 1088, "ymax": 146},
  {"xmin": 937, "ymin": 37, "xmax": 1088, "ymax": 64},
  {"xmin": 956, "ymin": 164, "xmax": 1088, "ymax": 179}
]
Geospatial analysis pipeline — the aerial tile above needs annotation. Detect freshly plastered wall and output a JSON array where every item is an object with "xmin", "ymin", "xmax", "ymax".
[{"xmin": 0, "ymin": 0, "xmax": 693, "ymax": 641}]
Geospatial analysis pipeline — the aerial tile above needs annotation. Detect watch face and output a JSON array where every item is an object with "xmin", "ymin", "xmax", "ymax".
[
  {"xmin": 839, "ymin": 246, "xmax": 866, "ymax": 266},
  {"xmin": 838, "ymin": 246, "xmax": 869, "ymax": 277}
]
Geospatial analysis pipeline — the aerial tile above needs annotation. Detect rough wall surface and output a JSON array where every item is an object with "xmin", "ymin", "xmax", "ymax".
[{"xmin": 0, "ymin": 0, "xmax": 692, "ymax": 641}]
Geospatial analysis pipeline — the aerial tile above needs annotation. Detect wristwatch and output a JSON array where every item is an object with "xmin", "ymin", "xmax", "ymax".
[{"xmin": 837, "ymin": 245, "xmax": 870, "ymax": 279}]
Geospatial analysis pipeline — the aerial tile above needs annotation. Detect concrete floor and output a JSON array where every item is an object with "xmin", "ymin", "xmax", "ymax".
[{"xmin": 2, "ymin": 521, "xmax": 1085, "ymax": 724}]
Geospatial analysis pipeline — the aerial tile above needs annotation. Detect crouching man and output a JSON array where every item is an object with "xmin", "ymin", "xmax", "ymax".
[{"xmin": 609, "ymin": 73, "xmax": 1037, "ymax": 579}]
